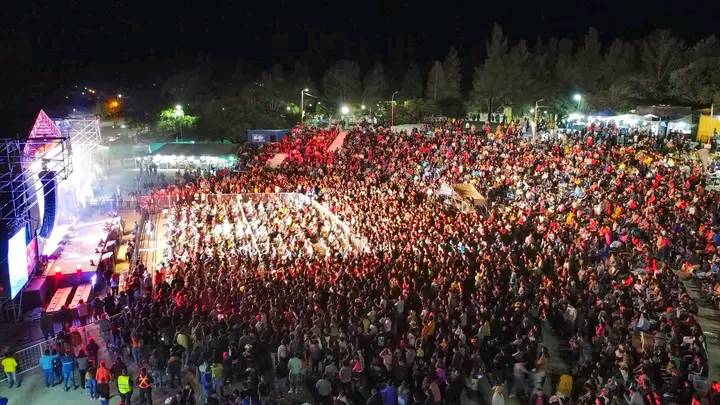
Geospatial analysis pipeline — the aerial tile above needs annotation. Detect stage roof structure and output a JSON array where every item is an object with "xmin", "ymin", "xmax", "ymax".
[{"xmin": 0, "ymin": 111, "xmax": 101, "ymax": 233}]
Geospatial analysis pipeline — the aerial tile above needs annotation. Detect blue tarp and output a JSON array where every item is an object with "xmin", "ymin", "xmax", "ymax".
[{"xmin": 247, "ymin": 129, "xmax": 288, "ymax": 144}]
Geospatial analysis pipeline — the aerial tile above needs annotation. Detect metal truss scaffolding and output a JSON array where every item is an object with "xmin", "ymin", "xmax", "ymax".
[
  {"xmin": 0, "ymin": 111, "xmax": 73, "ymax": 232},
  {"xmin": 0, "ymin": 112, "xmax": 102, "ymax": 233},
  {"xmin": 56, "ymin": 116, "xmax": 102, "ymax": 160}
]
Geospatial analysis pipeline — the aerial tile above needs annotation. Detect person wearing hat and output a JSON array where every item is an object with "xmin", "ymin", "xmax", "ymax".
[{"xmin": 117, "ymin": 368, "xmax": 133, "ymax": 405}]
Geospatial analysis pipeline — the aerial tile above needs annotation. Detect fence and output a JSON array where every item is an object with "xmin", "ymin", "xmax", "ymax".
[{"xmin": 0, "ymin": 311, "xmax": 125, "ymax": 382}]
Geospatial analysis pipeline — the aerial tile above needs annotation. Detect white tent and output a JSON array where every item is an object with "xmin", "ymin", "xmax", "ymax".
[{"xmin": 610, "ymin": 114, "xmax": 646, "ymax": 127}]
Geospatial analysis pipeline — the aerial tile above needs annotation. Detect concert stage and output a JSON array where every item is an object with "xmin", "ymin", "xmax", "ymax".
[{"xmin": 22, "ymin": 214, "xmax": 121, "ymax": 310}]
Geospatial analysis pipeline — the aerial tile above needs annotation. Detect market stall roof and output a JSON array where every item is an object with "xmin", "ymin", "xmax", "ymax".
[
  {"xmin": 152, "ymin": 142, "xmax": 241, "ymax": 157},
  {"xmin": 636, "ymin": 105, "xmax": 691, "ymax": 120}
]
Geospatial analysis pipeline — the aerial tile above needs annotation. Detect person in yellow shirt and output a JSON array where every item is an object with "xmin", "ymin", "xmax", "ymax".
[{"xmin": 1, "ymin": 352, "xmax": 19, "ymax": 388}]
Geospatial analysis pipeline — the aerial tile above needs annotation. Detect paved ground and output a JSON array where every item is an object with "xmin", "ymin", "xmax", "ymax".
[{"xmin": 681, "ymin": 275, "xmax": 720, "ymax": 383}]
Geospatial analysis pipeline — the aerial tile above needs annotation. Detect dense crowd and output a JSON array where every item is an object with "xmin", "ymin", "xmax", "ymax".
[{"xmin": 8, "ymin": 120, "xmax": 720, "ymax": 405}]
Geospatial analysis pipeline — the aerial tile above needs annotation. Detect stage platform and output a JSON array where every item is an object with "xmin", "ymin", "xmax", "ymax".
[{"xmin": 23, "ymin": 213, "xmax": 122, "ymax": 309}]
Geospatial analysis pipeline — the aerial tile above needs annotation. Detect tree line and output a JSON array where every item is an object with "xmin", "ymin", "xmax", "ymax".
[{"xmin": 122, "ymin": 25, "xmax": 720, "ymax": 141}]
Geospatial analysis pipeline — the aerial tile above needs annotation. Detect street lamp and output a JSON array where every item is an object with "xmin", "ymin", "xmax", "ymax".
[
  {"xmin": 340, "ymin": 105, "xmax": 350, "ymax": 115},
  {"xmin": 573, "ymin": 93, "xmax": 583, "ymax": 112},
  {"xmin": 300, "ymin": 88, "xmax": 310, "ymax": 127},
  {"xmin": 391, "ymin": 90, "xmax": 399, "ymax": 127},
  {"xmin": 173, "ymin": 104, "xmax": 185, "ymax": 141}
]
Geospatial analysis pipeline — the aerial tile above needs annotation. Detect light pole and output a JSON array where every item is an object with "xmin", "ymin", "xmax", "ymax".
[
  {"xmin": 173, "ymin": 104, "xmax": 185, "ymax": 141},
  {"xmin": 300, "ymin": 88, "xmax": 309, "ymax": 127},
  {"xmin": 390, "ymin": 90, "xmax": 399, "ymax": 128},
  {"xmin": 573, "ymin": 93, "xmax": 582, "ymax": 110},
  {"xmin": 533, "ymin": 99, "xmax": 544, "ymax": 125}
]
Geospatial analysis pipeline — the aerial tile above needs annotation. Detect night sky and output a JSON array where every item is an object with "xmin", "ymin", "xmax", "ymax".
[
  {"xmin": 1, "ymin": 0, "xmax": 717, "ymax": 134},
  {"xmin": 4, "ymin": 0, "xmax": 716, "ymax": 66}
]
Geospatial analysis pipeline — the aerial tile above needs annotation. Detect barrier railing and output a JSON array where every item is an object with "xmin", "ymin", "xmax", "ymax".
[
  {"xmin": 143, "ymin": 193, "xmax": 367, "ymax": 265},
  {"xmin": 0, "ymin": 310, "xmax": 125, "ymax": 382}
]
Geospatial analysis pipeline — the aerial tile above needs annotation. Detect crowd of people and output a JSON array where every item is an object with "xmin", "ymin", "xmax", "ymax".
[
  {"xmin": 163, "ymin": 193, "xmax": 356, "ymax": 265},
  {"xmin": 10, "ymin": 119, "xmax": 720, "ymax": 405}
]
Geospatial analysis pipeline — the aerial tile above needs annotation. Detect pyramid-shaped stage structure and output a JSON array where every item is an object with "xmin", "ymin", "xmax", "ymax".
[{"xmin": 23, "ymin": 110, "xmax": 64, "ymax": 162}]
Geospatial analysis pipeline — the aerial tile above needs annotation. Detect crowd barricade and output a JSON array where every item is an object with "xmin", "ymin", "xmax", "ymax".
[
  {"xmin": 0, "ymin": 311, "xmax": 125, "ymax": 382},
  {"xmin": 144, "ymin": 192, "xmax": 367, "ymax": 264},
  {"xmin": 208, "ymin": 193, "xmax": 367, "ymax": 251}
]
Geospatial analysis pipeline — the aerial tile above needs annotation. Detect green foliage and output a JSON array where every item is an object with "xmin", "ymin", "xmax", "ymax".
[
  {"xmin": 426, "ymin": 61, "xmax": 444, "ymax": 101},
  {"xmin": 125, "ymin": 26, "xmax": 720, "ymax": 136},
  {"xmin": 362, "ymin": 62, "xmax": 388, "ymax": 104},
  {"xmin": 640, "ymin": 30, "xmax": 686, "ymax": 98},
  {"xmin": 436, "ymin": 97, "xmax": 466, "ymax": 118},
  {"xmin": 442, "ymin": 47, "xmax": 461, "ymax": 99},
  {"xmin": 157, "ymin": 107, "xmax": 198, "ymax": 132},
  {"xmin": 400, "ymin": 63, "xmax": 423, "ymax": 99},
  {"xmin": 394, "ymin": 99, "xmax": 437, "ymax": 124},
  {"xmin": 670, "ymin": 57, "xmax": 720, "ymax": 105},
  {"xmin": 322, "ymin": 60, "xmax": 361, "ymax": 102},
  {"xmin": 472, "ymin": 24, "xmax": 530, "ymax": 112}
]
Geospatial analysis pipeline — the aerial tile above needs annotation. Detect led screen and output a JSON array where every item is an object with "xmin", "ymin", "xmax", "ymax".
[{"xmin": 8, "ymin": 229, "xmax": 28, "ymax": 299}]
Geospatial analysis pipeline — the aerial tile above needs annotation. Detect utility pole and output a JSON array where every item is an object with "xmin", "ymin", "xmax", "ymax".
[
  {"xmin": 300, "ymin": 88, "xmax": 309, "ymax": 127},
  {"xmin": 534, "ymin": 98, "xmax": 544, "ymax": 125},
  {"xmin": 391, "ymin": 90, "xmax": 399, "ymax": 128}
]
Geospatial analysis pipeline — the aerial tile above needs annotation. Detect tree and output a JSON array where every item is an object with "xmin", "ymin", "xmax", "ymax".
[
  {"xmin": 436, "ymin": 97, "xmax": 466, "ymax": 118},
  {"xmin": 426, "ymin": 61, "xmax": 444, "ymax": 101},
  {"xmin": 472, "ymin": 24, "xmax": 510, "ymax": 114},
  {"xmin": 400, "ymin": 63, "xmax": 423, "ymax": 99},
  {"xmin": 670, "ymin": 35, "xmax": 720, "ymax": 106},
  {"xmin": 603, "ymin": 39, "xmax": 637, "ymax": 82},
  {"xmin": 157, "ymin": 106, "xmax": 198, "ymax": 134},
  {"xmin": 570, "ymin": 28, "xmax": 604, "ymax": 93},
  {"xmin": 394, "ymin": 99, "xmax": 437, "ymax": 124},
  {"xmin": 670, "ymin": 56, "xmax": 720, "ymax": 106},
  {"xmin": 362, "ymin": 62, "xmax": 388, "ymax": 104},
  {"xmin": 442, "ymin": 47, "xmax": 461, "ymax": 99},
  {"xmin": 322, "ymin": 60, "xmax": 361, "ymax": 102},
  {"xmin": 161, "ymin": 67, "xmax": 211, "ymax": 106},
  {"xmin": 505, "ymin": 40, "xmax": 534, "ymax": 105},
  {"xmin": 640, "ymin": 30, "xmax": 686, "ymax": 98},
  {"xmin": 121, "ymin": 86, "xmax": 166, "ymax": 129}
]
